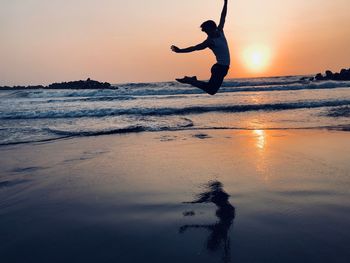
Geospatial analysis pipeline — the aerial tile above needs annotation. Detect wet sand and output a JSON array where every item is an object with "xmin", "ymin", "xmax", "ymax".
[{"xmin": 1, "ymin": 130, "xmax": 350, "ymax": 263}]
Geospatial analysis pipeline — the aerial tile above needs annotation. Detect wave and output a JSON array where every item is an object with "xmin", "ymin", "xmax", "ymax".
[
  {"xmin": 11, "ymin": 89, "xmax": 122, "ymax": 99},
  {"xmin": 2, "ymin": 99, "xmax": 350, "ymax": 120},
  {"xmin": 2, "ymin": 124, "xmax": 348, "ymax": 146},
  {"xmin": 43, "ymin": 96, "xmax": 136, "ymax": 103},
  {"xmin": 18, "ymin": 82, "xmax": 348, "ymax": 105},
  {"xmin": 46, "ymin": 126, "xmax": 153, "ymax": 136},
  {"xmin": 114, "ymin": 81, "xmax": 350, "ymax": 96},
  {"xmin": 46, "ymin": 117, "xmax": 194, "ymax": 135},
  {"xmin": 325, "ymin": 106, "xmax": 350, "ymax": 117},
  {"xmin": 2, "ymin": 122, "xmax": 350, "ymax": 146},
  {"xmin": 41, "ymin": 95, "xmax": 199, "ymax": 104},
  {"xmin": 118, "ymin": 77, "xmax": 305, "ymax": 89},
  {"xmin": 221, "ymin": 81, "xmax": 350, "ymax": 93},
  {"xmin": 7, "ymin": 79, "xmax": 350, "ymax": 99},
  {"xmin": 222, "ymin": 79, "xmax": 307, "ymax": 88}
]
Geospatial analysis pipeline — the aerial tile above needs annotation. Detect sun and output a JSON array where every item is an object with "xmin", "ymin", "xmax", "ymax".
[{"xmin": 243, "ymin": 45, "xmax": 271, "ymax": 72}]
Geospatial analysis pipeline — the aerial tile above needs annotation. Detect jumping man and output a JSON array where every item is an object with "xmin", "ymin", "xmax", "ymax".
[{"xmin": 171, "ymin": 0, "xmax": 230, "ymax": 95}]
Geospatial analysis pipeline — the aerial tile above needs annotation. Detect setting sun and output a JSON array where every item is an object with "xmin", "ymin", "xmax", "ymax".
[{"xmin": 243, "ymin": 45, "xmax": 271, "ymax": 73}]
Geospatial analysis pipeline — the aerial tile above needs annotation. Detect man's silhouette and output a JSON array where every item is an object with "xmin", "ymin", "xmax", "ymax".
[{"xmin": 171, "ymin": 0, "xmax": 230, "ymax": 95}]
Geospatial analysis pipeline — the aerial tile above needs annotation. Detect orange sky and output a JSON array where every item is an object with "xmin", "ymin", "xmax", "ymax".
[{"xmin": 1, "ymin": 0, "xmax": 349, "ymax": 85}]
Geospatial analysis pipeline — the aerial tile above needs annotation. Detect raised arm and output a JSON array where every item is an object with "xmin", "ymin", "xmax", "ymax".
[
  {"xmin": 218, "ymin": 0, "xmax": 228, "ymax": 31},
  {"xmin": 171, "ymin": 40, "xmax": 211, "ymax": 53}
]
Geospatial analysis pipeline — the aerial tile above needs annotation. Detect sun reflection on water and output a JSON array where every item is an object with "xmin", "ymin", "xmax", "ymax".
[
  {"xmin": 252, "ymin": 129, "xmax": 269, "ymax": 181},
  {"xmin": 253, "ymin": 129, "xmax": 266, "ymax": 150}
]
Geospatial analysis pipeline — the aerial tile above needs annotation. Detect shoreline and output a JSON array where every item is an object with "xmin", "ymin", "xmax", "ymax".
[{"xmin": 1, "ymin": 125, "xmax": 350, "ymax": 147}]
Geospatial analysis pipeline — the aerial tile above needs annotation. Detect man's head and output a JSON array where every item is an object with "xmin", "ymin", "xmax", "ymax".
[{"xmin": 200, "ymin": 20, "xmax": 217, "ymax": 34}]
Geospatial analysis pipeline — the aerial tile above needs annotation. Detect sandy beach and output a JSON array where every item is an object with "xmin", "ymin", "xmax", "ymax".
[{"xmin": 1, "ymin": 129, "xmax": 349, "ymax": 263}]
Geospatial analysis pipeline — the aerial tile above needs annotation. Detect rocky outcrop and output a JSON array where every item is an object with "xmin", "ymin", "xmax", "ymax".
[
  {"xmin": 313, "ymin": 68, "xmax": 350, "ymax": 81},
  {"xmin": 0, "ymin": 79, "xmax": 115, "ymax": 90},
  {"xmin": 48, "ymin": 78, "xmax": 112, "ymax": 89}
]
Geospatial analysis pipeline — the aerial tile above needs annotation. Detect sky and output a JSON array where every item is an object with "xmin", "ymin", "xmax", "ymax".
[{"xmin": 1, "ymin": 0, "xmax": 350, "ymax": 85}]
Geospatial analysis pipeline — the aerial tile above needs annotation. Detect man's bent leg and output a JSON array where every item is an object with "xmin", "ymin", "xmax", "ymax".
[
  {"xmin": 206, "ymin": 64, "xmax": 229, "ymax": 95},
  {"xmin": 177, "ymin": 64, "xmax": 229, "ymax": 95},
  {"xmin": 188, "ymin": 80, "xmax": 220, "ymax": 95},
  {"xmin": 185, "ymin": 78, "xmax": 222, "ymax": 95},
  {"xmin": 191, "ymin": 64, "xmax": 228, "ymax": 95}
]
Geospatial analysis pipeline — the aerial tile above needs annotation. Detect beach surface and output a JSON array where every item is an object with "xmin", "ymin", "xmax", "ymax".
[{"xmin": 1, "ymin": 129, "xmax": 350, "ymax": 263}]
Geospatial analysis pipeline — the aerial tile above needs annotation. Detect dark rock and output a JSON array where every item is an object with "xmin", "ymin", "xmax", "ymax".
[
  {"xmin": 314, "ymin": 68, "xmax": 350, "ymax": 81},
  {"xmin": 0, "ymin": 79, "xmax": 113, "ymax": 90},
  {"xmin": 340, "ymin": 69, "xmax": 347, "ymax": 74},
  {"xmin": 340, "ymin": 68, "xmax": 350, "ymax": 80},
  {"xmin": 333, "ymin": 73, "xmax": 341, "ymax": 80},
  {"xmin": 325, "ymin": 70, "xmax": 333, "ymax": 79},
  {"xmin": 48, "ymin": 79, "xmax": 112, "ymax": 89},
  {"xmin": 315, "ymin": 73, "xmax": 324, "ymax": 81},
  {"xmin": 29, "ymin": 85, "xmax": 45, "ymax": 89}
]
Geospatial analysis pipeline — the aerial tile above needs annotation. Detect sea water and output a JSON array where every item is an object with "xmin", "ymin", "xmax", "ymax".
[{"xmin": 1, "ymin": 76, "xmax": 350, "ymax": 145}]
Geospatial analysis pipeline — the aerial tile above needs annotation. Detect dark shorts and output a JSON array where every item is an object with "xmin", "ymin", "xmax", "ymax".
[
  {"xmin": 209, "ymin": 63, "xmax": 229, "ymax": 88},
  {"xmin": 204, "ymin": 63, "xmax": 229, "ymax": 95}
]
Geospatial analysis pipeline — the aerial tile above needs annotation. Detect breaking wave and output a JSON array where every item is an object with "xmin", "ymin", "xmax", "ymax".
[
  {"xmin": 5, "ymin": 79, "xmax": 350, "ymax": 99},
  {"xmin": 2, "ymin": 99, "xmax": 350, "ymax": 120}
]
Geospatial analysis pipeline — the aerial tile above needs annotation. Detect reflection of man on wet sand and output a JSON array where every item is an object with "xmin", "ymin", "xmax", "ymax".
[{"xmin": 179, "ymin": 181, "xmax": 235, "ymax": 263}]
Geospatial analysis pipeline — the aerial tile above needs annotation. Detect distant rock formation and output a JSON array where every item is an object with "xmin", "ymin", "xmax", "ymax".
[
  {"xmin": 0, "ymin": 78, "xmax": 115, "ymax": 90},
  {"xmin": 48, "ymin": 78, "xmax": 112, "ymax": 89},
  {"xmin": 313, "ymin": 68, "xmax": 350, "ymax": 81}
]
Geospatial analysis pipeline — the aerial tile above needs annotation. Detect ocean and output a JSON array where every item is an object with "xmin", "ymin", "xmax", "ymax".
[{"xmin": 1, "ymin": 75, "xmax": 350, "ymax": 145}]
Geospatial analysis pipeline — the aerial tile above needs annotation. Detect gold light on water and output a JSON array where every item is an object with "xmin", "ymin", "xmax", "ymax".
[
  {"xmin": 252, "ymin": 129, "xmax": 269, "ymax": 181},
  {"xmin": 253, "ymin": 129, "xmax": 266, "ymax": 150}
]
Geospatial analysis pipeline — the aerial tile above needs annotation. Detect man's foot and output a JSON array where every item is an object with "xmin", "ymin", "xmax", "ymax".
[{"xmin": 176, "ymin": 76, "xmax": 197, "ymax": 84}]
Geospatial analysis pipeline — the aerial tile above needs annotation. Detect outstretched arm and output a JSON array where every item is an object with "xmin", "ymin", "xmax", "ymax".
[
  {"xmin": 171, "ymin": 40, "xmax": 210, "ymax": 53},
  {"xmin": 218, "ymin": 0, "xmax": 228, "ymax": 31}
]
